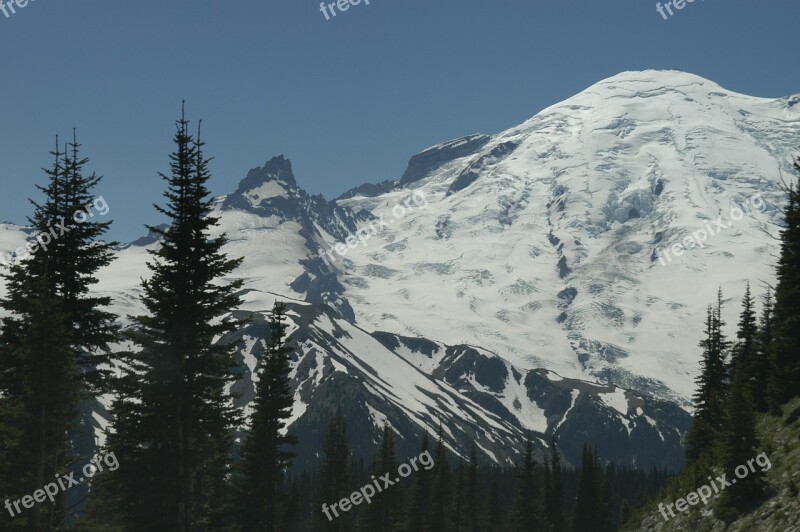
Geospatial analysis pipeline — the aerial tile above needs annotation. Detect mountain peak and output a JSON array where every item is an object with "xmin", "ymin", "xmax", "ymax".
[{"xmin": 238, "ymin": 155, "xmax": 297, "ymax": 191}]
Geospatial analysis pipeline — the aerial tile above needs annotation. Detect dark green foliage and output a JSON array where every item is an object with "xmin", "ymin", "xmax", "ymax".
[
  {"xmin": 428, "ymin": 427, "xmax": 451, "ymax": 532},
  {"xmin": 236, "ymin": 301, "xmax": 298, "ymax": 531},
  {"xmin": 769, "ymin": 160, "xmax": 800, "ymax": 409},
  {"xmin": 319, "ymin": 411, "xmax": 352, "ymax": 531},
  {"xmin": 753, "ymin": 290, "xmax": 774, "ymax": 413},
  {"xmin": 464, "ymin": 445, "xmax": 479, "ymax": 532},
  {"xmin": 733, "ymin": 282, "xmax": 758, "ymax": 405},
  {"xmin": 685, "ymin": 292, "xmax": 729, "ymax": 465},
  {"xmin": 0, "ymin": 134, "xmax": 115, "ymax": 530},
  {"xmin": 0, "ymin": 277, "xmax": 74, "ymax": 530},
  {"xmin": 404, "ymin": 432, "xmax": 431, "ymax": 532},
  {"xmin": 100, "ymin": 108, "xmax": 243, "ymax": 531},
  {"xmin": 573, "ymin": 445, "xmax": 617, "ymax": 532},
  {"xmin": 483, "ymin": 476, "xmax": 503, "ymax": 532},
  {"xmin": 288, "ymin": 438, "xmax": 666, "ymax": 532},
  {"xmin": 358, "ymin": 423, "xmax": 400, "ymax": 531},
  {"xmin": 509, "ymin": 439, "xmax": 548, "ymax": 532},
  {"xmin": 544, "ymin": 436, "xmax": 566, "ymax": 531},
  {"xmin": 718, "ymin": 349, "xmax": 765, "ymax": 519}
]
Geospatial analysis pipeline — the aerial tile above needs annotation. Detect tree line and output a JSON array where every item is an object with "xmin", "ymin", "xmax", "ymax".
[{"xmin": 654, "ymin": 155, "xmax": 800, "ymax": 523}]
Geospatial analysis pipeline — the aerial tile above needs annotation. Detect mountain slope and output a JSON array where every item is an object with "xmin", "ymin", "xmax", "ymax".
[{"xmin": 2, "ymin": 70, "xmax": 797, "ymax": 471}]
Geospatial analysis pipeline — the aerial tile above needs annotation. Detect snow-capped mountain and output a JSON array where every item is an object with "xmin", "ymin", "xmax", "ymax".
[
  {"xmin": 3, "ymin": 70, "xmax": 798, "ymax": 471},
  {"xmin": 333, "ymin": 70, "xmax": 799, "ymax": 402}
]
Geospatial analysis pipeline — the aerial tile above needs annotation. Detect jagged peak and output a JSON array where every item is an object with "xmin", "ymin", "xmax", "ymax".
[{"xmin": 237, "ymin": 155, "xmax": 297, "ymax": 192}]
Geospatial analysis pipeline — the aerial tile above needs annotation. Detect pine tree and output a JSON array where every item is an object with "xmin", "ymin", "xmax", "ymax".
[
  {"xmin": 428, "ymin": 426, "xmax": 451, "ymax": 532},
  {"xmin": 53, "ymin": 132, "xmax": 118, "ymax": 391},
  {"xmin": 358, "ymin": 423, "xmax": 399, "ymax": 531},
  {"xmin": 236, "ymin": 301, "xmax": 298, "ymax": 531},
  {"xmin": 465, "ymin": 445, "xmax": 479, "ymax": 532},
  {"xmin": 732, "ymin": 283, "xmax": 758, "ymax": 404},
  {"xmin": 598, "ymin": 463, "xmax": 618, "ymax": 532},
  {"xmin": 718, "ymin": 354, "xmax": 764, "ymax": 520},
  {"xmin": 509, "ymin": 439, "xmax": 548, "ymax": 532},
  {"xmin": 0, "ymin": 275, "xmax": 74, "ymax": 530},
  {"xmin": 754, "ymin": 289, "xmax": 774, "ymax": 413},
  {"xmin": 685, "ymin": 294, "xmax": 729, "ymax": 465},
  {"xmin": 769, "ymin": 162, "xmax": 800, "ymax": 409},
  {"xmin": 544, "ymin": 436, "xmax": 566, "ymax": 531},
  {"xmin": 319, "ymin": 410, "xmax": 351, "ymax": 532},
  {"xmin": 404, "ymin": 432, "xmax": 431, "ymax": 532},
  {"xmin": 573, "ymin": 445, "xmax": 598, "ymax": 532},
  {"xmin": 483, "ymin": 475, "xmax": 502, "ymax": 532},
  {"xmin": 452, "ymin": 457, "xmax": 465, "ymax": 532},
  {"xmin": 102, "ymin": 108, "xmax": 243, "ymax": 531},
  {"xmin": 0, "ymin": 134, "xmax": 116, "ymax": 530}
]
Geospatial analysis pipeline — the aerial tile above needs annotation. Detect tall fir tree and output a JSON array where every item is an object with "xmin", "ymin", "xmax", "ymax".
[
  {"xmin": 573, "ymin": 444, "xmax": 599, "ymax": 532},
  {"xmin": 101, "ymin": 108, "xmax": 243, "ymax": 531},
  {"xmin": 573, "ymin": 445, "xmax": 617, "ymax": 532},
  {"xmin": 465, "ymin": 445, "xmax": 479, "ymax": 532},
  {"xmin": 358, "ymin": 423, "xmax": 400, "ymax": 531},
  {"xmin": 404, "ymin": 431, "xmax": 431, "ymax": 532},
  {"xmin": 509, "ymin": 438, "xmax": 548, "ymax": 532},
  {"xmin": 318, "ymin": 410, "xmax": 352, "ymax": 532},
  {"xmin": 236, "ymin": 301, "xmax": 298, "ymax": 531},
  {"xmin": 732, "ymin": 283, "xmax": 758, "ymax": 405},
  {"xmin": 0, "ymin": 134, "xmax": 116, "ymax": 530},
  {"xmin": 452, "ymin": 457, "xmax": 465, "ymax": 532},
  {"xmin": 769, "ymin": 161, "xmax": 800, "ymax": 409},
  {"xmin": 753, "ymin": 289, "xmax": 774, "ymax": 413},
  {"xmin": 718, "ymin": 353, "xmax": 765, "ymax": 520},
  {"xmin": 482, "ymin": 474, "xmax": 503, "ymax": 532},
  {"xmin": 428, "ymin": 426, "xmax": 451, "ymax": 532},
  {"xmin": 0, "ymin": 275, "xmax": 74, "ymax": 531},
  {"xmin": 685, "ymin": 292, "xmax": 729, "ymax": 465},
  {"xmin": 544, "ymin": 436, "xmax": 566, "ymax": 531}
]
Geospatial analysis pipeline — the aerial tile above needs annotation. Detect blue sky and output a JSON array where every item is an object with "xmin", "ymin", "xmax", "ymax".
[{"xmin": 1, "ymin": 0, "xmax": 798, "ymax": 241}]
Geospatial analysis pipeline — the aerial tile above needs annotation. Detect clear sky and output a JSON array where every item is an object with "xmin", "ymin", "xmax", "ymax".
[{"xmin": 1, "ymin": 0, "xmax": 798, "ymax": 241}]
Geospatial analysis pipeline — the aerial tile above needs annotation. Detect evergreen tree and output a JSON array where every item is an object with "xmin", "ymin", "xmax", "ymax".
[
  {"xmin": 319, "ymin": 410, "xmax": 351, "ymax": 532},
  {"xmin": 598, "ymin": 463, "xmax": 618, "ymax": 532},
  {"xmin": 428, "ymin": 426, "xmax": 451, "ymax": 532},
  {"xmin": 754, "ymin": 289, "xmax": 773, "ymax": 413},
  {"xmin": 769, "ymin": 162, "xmax": 800, "ymax": 409},
  {"xmin": 573, "ymin": 445, "xmax": 617, "ymax": 532},
  {"xmin": 465, "ymin": 445, "xmax": 479, "ymax": 532},
  {"xmin": 573, "ymin": 445, "xmax": 598, "ymax": 532},
  {"xmin": 102, "ymin": 108, "xmax": 243, "ymax": 531},
  {"xmin": 452, "ymin": 457, "xmax": 465, "ymax": 532},
  {"xmin": 718, "ymin": 354, "xmax": 765, "ymax": 520},
  {"xmin": 483, "ymin": 475, "xmax": 503, "ymax": 532},
  {"xmin": 544, "ymin": 436, "xmax": 566, "ymax": 531},
  {"xmin": 509, "ymin": 439, "xmax": 548, "ymax": 532},
  {"xmin": 53, "ymin": 132, "xmax": 118, "ymax": 391},
  {"xmin": 0, "ymin": 134, "xmax": 116, "ymax": 530},
  {"xmin": 358, "ymin": 423, "xmax": 399, "ymax": 531},
  {"xmin": 236, "ymin": 301, "xmax": 298, "ymax": 531},
  {"xmin": 732, "ymin": 283, "xmax": 758, "ymax": 404},
  {"xmin": 685, "ymin": 294, "xmax": 729, "ymax": 465},
  {"xmin": 0, "ymin": 275, "xmax": 73, "ymax": 530},
  {"xmin": 404, "ymin": 432, "xmax": 431, "ymax": 532}
]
